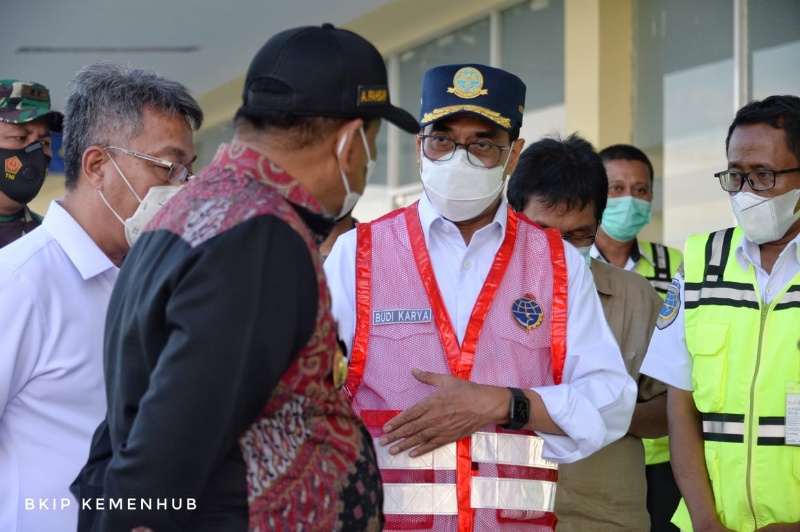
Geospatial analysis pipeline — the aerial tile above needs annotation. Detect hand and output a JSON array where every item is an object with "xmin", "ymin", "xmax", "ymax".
[{"xmin": 379, "ymin": 369, "xmax": 508, "ymax": 457}]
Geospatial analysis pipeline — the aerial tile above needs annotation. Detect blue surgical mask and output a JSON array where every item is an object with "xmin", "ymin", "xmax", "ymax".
[{"xmin": 600, "ymin": 196, "xmax": 652, "ymax": 242}]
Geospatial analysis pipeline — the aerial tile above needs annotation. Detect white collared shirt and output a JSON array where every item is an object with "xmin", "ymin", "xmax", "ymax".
[
  {"xmin": 590, "ymin": 239, "xmax": 655, "ymax": 272},
  {"xmin": 0, "ymin": 201, "xmax": 118, "ymax": 532},
  {"xmin": 325, "ymin": 194, "xmax": 636, "ymax": 463},
  {"xmin": 641, "ymin": 231, "xmax": 800, "ymax": 391}
]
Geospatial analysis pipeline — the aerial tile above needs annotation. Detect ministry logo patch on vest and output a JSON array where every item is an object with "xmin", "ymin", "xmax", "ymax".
[
  {"xmin": 372, "ymin": 308, "xmax": 433, "ymax": 325},
  {"xmin": 657, "ymin": 278, "xmax": 681, "ymax": 330},
  {"xmin": 512, "ymin": 293, "xmax": 544, "ymax": 331}
]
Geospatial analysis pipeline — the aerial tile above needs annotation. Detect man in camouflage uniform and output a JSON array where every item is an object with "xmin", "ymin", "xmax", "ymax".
[{"xmin": 0, "ymin": 79, "xmax": 63, "ymax": 247}]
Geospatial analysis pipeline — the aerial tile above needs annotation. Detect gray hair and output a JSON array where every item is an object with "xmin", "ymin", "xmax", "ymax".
[{"xmin": 63, "ymin": 62, "xmax": 204, "ymax": 189}]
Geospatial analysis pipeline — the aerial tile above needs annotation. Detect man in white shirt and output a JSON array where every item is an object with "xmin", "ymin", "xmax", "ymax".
[
  {"xmin": 324, "ymin": 63, "xmax": 636, "ymax": 531},
  {"xmin": 641, "ymin": 94, "xmax": 800, "ymax": 530},
  {"xmin": 0, "ymin": 63, "xmax": 203, "ymax": 532}
]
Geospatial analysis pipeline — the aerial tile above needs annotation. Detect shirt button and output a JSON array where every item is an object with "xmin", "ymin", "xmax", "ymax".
[
  {"xmin": 464, "ymin": 260, "xmax": 472, "ymax": 270},
  {"xmin": 767, "ymin": 288, "xmax": 774, "ymax": 295}
]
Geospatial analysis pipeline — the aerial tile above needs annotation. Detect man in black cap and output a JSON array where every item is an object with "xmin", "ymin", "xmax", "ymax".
[
  {"xmin": 324, "ymin": 64, "xmax": 636, "ymax": 530},
  {"xmin": 0, "ymin": 79, "xmax": 63, "ymax": 247},
  {"xmin": 73, "ymin": 24, "xmax": 417, "ymax": 531}
]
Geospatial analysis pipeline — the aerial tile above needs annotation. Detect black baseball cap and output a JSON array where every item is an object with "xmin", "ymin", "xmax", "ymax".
[{"xmin": 239, "ymin": 23, "xmax": 418, "ymax": 133}]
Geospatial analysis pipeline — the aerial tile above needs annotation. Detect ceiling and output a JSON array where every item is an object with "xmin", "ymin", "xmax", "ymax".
[{"xmin": 2, "ymin": 0, "xmax": 393, "ymax": 114}]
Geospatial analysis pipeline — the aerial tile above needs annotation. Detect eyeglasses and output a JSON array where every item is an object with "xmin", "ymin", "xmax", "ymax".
[
  {"xmin": 562, "ymin": 224, "xmax": 599, "ymax": 248},
  {"xmin": 105, "ymin": 146, "xmax": 194, "ymax": 185},
  {"xmin": 713, "ymin": 167, "xmax": 800, "ymax": 193},
  {"xmin": 418, "ymin": 134, "xmax": 510, "ymax": 168}
]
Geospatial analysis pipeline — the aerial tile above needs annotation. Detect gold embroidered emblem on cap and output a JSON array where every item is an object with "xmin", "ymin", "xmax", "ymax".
[
  {"xmin": 333, "ymin": 345, "xmax": 348, "ymax": 390},
  {"xmin": 359, "ymin": 88, "xmax": 387, "ymax": 104},
  {"xmin": 421, "ymin": 105, "xmax": 511, "ymax": 129},
  {"xmin": 447, "ymin": 67, "xmax": 488, "ymax": 99}
]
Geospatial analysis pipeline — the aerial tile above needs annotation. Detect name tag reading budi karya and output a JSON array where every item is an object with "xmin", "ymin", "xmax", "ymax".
[{"xmin": 372, "ymin": 308, "xmax": 432, "ymax": 325}]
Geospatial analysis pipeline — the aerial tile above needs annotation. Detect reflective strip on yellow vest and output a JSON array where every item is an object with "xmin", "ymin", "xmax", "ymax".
[
  {"xmin": 636, "ymin": 241, "xmax": 683, "ymax": 465},
  {"xmin": 671, "ymin": 226, "xmax": 800, "ymax": 531}
]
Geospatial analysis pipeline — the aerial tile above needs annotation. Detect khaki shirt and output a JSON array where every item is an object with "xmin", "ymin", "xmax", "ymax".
[{"xmin": 555, "ymin": 259, "xmax": 666, "ymax": 531}]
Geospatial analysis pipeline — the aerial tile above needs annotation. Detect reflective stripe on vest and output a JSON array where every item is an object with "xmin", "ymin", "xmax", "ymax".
[
  {"xmin": 635, "ymin": 241, "xmax": 681, "ymax": 295},
  {"xmin": 701, "ymin": 413, "xmax": 792, "ymax": 446},
  {"xmin": 378, "ymin": 432, "xmax": 558, "ymax": 515},
  {"xmin": 684, "ymin": 227, "xmax": 760, "ymax": 310}
]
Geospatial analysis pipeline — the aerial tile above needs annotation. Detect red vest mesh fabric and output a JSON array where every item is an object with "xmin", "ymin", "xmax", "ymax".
[{"xmin": 346, "ymin": 203, "xmax": 566, "ymax": 531}]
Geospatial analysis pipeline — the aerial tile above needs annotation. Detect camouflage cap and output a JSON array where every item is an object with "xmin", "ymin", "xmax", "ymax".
[{"xmin": 0, "ymin": 79, "xmax": 64, "ymax": 133}]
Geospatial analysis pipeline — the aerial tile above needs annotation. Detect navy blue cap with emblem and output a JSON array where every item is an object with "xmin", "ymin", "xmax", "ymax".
[{"xmin": 419, "ymin": 64, "xmax": 526, "ymax": 133}]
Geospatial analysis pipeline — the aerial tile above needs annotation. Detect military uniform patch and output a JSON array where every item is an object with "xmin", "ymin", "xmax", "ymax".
[
  {"xmin": 512, "ymin": 293, "xmax": 544, "ymax": 331},
  {"xmin": 656, "ymin": 277, "xmax": 681, "ymax": 330}
]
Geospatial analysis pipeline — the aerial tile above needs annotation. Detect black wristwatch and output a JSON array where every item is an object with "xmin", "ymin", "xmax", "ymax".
[{"xmin": 500, "ymin": 387, "xmax": 530, "ymax": 430}]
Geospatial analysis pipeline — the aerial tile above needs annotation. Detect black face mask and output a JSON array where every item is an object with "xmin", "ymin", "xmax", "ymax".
[{"xmin": 0, "ymin": 141, "xmax": 51, "ymax": 204}]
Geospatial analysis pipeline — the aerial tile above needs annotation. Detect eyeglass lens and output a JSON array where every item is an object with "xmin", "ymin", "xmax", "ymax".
[{"xmin": 421, "ymin": 136, "xmax": 504, "ymax": 167}]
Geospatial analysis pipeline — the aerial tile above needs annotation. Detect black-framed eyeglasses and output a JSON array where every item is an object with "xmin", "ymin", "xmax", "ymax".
[
  {"xmin": 713, "ymin": 167, "xmax": 800, "ymax": 192},
  {"xmin": 105, "ymin": 146, "xmax": 194, "ymax": 185},
  {"xmin": 418, "ymin": 134, "xmax": 511, "ymax": 168},
  {"xmin": 562, "ymin": 224, "xmax": 599, "ymax": 248}
]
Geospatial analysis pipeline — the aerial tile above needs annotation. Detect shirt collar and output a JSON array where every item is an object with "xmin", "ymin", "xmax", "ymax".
[
  {"xmin": 217, "ymin": 142, "xmax": 326, "ymax": 216},
  {"xmin": 42, "ymin": 200, "xmax": 118, "ymax": 280},
  {"xmin": 734, "ymin": 230, "xmax": 800, "ymax": 273},
  {"xmin": 590, "ymin": 237, "xmax": 652, "ymax": 268},
  {"xmin": 417, "ymin": 192, "xmax": 507, "ymax": 245},
  {"xmin": 589, "ymin": 259, "xmax": 616, "ymax": 296}
]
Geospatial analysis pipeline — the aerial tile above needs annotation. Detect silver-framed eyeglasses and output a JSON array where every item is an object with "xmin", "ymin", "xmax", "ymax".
[
  {"xmin": 418, "ymin": 134, "xmax": 511, "ymax": 168},
  {"xmin": 713, "ymin": 167, "xmax": 800, "ymax": 192},
  {"xmin": 105, "ymin": 146, "xmax": 194, "ymax": 185}
]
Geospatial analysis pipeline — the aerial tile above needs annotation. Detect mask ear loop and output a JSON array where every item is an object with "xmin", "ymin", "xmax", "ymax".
[
  {"xmin": 104, "ymin": 149, "xmax": 143, "ymax": 203},
  {"xmin": 336, "ymin": 131, "xmax": 353, "ymax": 198}
]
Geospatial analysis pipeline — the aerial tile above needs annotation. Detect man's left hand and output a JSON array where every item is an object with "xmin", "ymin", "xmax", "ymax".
[{"xmin": 379, "ymin": 369, "xmax": 508, "ymax": 457}]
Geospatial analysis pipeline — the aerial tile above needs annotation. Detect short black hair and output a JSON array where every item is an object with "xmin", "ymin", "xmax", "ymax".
[
  {"xmin": 725, "ymin": 95, "xmax": 800, "ymax": 164},
  {"xmin": 599, "ymin": 143, "xmax": 654, "ymax": 183},
  {"xmin": 507, "ymin": 133, "xmax": 607, "ymax": 222}
]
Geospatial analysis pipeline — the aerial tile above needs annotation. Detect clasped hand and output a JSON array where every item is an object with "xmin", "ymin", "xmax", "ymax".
[{"xmin": 378, "ymin": 368, "xmax": 509, "ymax": 457}]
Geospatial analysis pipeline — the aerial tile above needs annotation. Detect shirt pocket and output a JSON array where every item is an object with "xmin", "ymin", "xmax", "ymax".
[
  {"xmin": 686, "ymin": 322, "xmax": 729, "ymax": 412},
  {"xmin": 367, "ymin": 325, "xmax": 442, "ymax": 395}
]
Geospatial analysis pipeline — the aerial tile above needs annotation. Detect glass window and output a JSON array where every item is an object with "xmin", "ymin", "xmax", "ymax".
[
  {"xmin": 501, "ymin": 0, "xmax": 565, "ymax": 142},
  {"xmin": 633, "ymin": 0, "xmax": 735, "ymax": 249},
  {"xmin": 749, "ymin": 0, "xmax": 800, "ymax": 98}
]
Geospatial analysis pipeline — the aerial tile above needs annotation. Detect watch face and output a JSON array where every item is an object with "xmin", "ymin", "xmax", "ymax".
[{"xmin": 512, "ymin": 397, "xmax": 530, "ymax": 423}]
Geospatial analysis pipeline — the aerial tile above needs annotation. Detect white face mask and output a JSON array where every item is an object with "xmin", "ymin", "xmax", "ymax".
[
  {"xmin": 730, "ymin": 188, "xmax": 800, "ymax": 245},
  {"xmin": 335, "ymin": 126, "xmax": 375, "ymax": 221},
  {"xmin": 419, "ymin": 149, "xmax": 507, "ymax": 222},
  {"xmin": 99, "ymin": 156, "xmax": 181, "ymax": 247}
]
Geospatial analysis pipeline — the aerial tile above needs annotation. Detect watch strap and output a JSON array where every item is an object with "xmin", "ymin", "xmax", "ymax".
[{"xmin": 500, "ymin": 387, "xmax": 530, "ymax": 431}]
